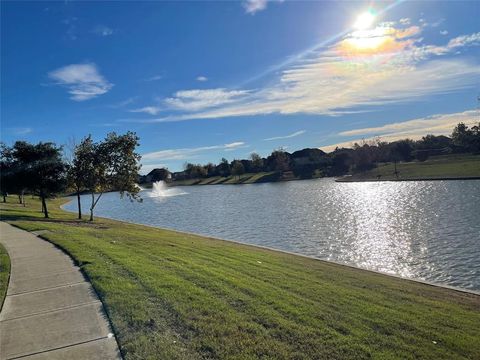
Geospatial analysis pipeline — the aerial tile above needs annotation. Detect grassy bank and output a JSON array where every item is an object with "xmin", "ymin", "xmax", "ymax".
[
  {"xmin": 338, "ymin": 154, "xmax": 480, "ymax": 182},
  {"xmin": 168, "ymin": 171, "xmax": 325, "ymax": 187},
  {"xmin": 169, "ymin": 172, "xmax": 281, "ymax": 186},
  {"xmin": 0, "ymin": 242, "xmax": 10, "ymax": 311},
  {"xmin": 1, "ymin": 198, "xmax": 479, "ymax": 359}
]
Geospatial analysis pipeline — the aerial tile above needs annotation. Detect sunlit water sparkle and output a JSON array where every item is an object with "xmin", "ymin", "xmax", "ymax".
[{"xmin": 64, "ymin": 179, "xmax": 480, "ymax": 290}]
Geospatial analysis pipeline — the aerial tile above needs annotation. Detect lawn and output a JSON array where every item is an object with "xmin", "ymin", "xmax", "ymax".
[
  {"xmin": 1, "ymin": 197, "xmax": 479, "ymax": 359},
  {"xmin": 0, "ymin": 241, "xmax": 10, "ymax": 311},
  {"xmin": 340, "ymin": 154, "xmax": 480, "ymax": 182}
]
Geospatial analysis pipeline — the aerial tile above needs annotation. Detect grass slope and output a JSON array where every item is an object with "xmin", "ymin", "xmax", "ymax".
[
  {"xmin": 0, "ymin": 242, "xmax": 10, "ymax": 311},
  {"xmin": 341, "ymin": 154, "xmax": 480, "ymax": 182},
  {"xmin": 1, "ymin": 198, "xmax": 479, "ymax": 359},
  {"xmin": 170, "ymin": 172, "xmax": 279, "ymax": 186}
]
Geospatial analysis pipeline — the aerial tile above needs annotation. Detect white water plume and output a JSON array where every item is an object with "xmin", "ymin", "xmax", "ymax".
[{"xmin": 148, "ymin": 181, "xmax": 187, "ymax": 197}]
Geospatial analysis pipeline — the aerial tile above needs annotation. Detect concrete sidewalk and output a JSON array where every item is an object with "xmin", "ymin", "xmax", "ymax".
[{"xmin": 0, "ymin": 222, "xmax": 121, "ymax": 360}]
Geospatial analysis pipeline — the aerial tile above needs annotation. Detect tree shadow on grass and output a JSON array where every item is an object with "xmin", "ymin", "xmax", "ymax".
[{"xmin": 0, "ymin": 210, "xmax": 110, "ymax": 229}]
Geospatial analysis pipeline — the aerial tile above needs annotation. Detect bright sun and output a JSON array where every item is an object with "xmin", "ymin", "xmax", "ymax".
[{"xmin": 353, "ymin": 10, "xmax": 376, "ymax": 30}]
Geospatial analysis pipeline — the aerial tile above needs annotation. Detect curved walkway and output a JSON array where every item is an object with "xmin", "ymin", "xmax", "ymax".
[{"xmin": 0, "ymin": 222, "xmax": 121, "ymax": 360}]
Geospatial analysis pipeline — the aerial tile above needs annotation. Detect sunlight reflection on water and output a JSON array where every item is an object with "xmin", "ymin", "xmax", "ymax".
[{"xmin": 64, "ymin": 179, "xmax": 480, "ymax": 290}]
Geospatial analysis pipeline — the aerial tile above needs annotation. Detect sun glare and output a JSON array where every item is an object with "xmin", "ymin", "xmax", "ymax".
[{"xmin": 353, "ymin": 9, "xmax": 376, "ymax": 30}]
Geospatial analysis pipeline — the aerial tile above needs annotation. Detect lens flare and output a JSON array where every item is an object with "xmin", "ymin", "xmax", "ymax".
[{"xmin": 354, "ymin": 9, "xmax": 376, "ymax": 30}]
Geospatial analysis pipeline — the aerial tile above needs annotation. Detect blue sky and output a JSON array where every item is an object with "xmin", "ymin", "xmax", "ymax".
[{"xmin": 1, "ymin": 0, "xmax": 479, "ymax": 172}]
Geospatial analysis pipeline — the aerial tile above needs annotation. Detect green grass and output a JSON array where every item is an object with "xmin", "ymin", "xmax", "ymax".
[
  {"xmin": 341, "ymin": 154, "xmax": 480, "ymax": 182},
  {"xmin": 170, "ymin": 172, "xmax": 281, "ymax": 186},
  {"xmin": 0, "ymin": 241, "xmax": 10, "ymax": 311},
  {"xmin": 1, "ymin": 197, "xmax": 479, "ymax": 359}
]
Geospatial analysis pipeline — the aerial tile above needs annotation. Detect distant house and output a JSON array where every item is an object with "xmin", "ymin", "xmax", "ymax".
[{"xmin": 139, "ymin": 168, "xmax": 171, "ymax": 183}]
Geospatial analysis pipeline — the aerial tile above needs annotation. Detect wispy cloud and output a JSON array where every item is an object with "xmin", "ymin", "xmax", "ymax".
[
  {"xmin": 145, "ymin": 74, "xmax": 164, "ymax": 82},
  {"xmin": 164, "ymin": 89, "xmax": 250, "ymax": 112},
  {"xmin": 196, "ymin": 76, "xmax": 208, "ymax": 82},
  {"xmin": 123, "ymin": 21, "xmax": 480, "ymax": 124},
  {"xmin": 320, "ymin": 110, "xmax": 479, "ymax": 152},
  {"xmin": 48, "ymin": 63, "xmax": 113, "ymax": 101},
  {"xmin": 108, "ymin": 97, "xmax": 137, "ymax": 108},
  {"xmin": 92, "ymin": 25, "xmax": 114, "ymax": 37},
  {"xmin": 440, "ymin": 30, "xmax": 448, "ymax": 36},
  {"xmin": 9, "ymin": 127, "xmax": 33, "ymax": 136},
  {"xmin": 62, "ymin": 17, "xmax": 78, "ymax": 40},
  {"xmin": 243, "ymin": 0, "xmax": 268, "ymax": 14},
  {"xmin": 142, "ymin": 142, "xmax": 246, "ymax": 162},
  {"xmin": 130, "ymin": 106, "xmax": 162, "ymax": 115},
  {"xmin": 264, "ymin": 130, "xmax": 306, "ymax": 141},
  {"xmin": 242, "ymin": 0, "xmax": 283, "ymax": 14}
]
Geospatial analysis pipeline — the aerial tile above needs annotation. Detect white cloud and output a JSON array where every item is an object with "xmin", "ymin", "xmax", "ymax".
[
  {"xmin": 142, "ymin": 142, "xmax": 246, "ymax": 162},
  {"xmin": 243, "ymin": 0, "xmax": 268, "ymax": 14},
  {"xmin": 242, "ymin": 0, "xmax": 283, "ymax": 14},
  {"xmin": 130, "ymin": 106, "xmax": 162, "ymax": 115},
  {"xmin": 447, "ymin": 32, "xmax": 480, "ymax": 49},
  {"xmin": 264, "ymin": 130, "xmax": 306, "ymax": 141},
  {"xmin": 440, "ymin": 30, "xmax": 448, "ymax": 36},
  {"xmin": 92, "ymin": 25, "xmax": 114, "ymax": 36},
  {"xmin": 399, "ymin": 18, "xmax": 411, "ymax": 25},
  {"xmin": 320, "ymin": 110, "xmax": 479, "ymax": 152},
  {"xmin": 48, "ymin": 63, "xmax": 113, "ymax": 101},
  {"xmin": 196, "ymin": 76, "xmax": 208, "ymax": 82},
  {"xmin": 164, "ymin": 88, "xmax": 250, "ymax": 112}
]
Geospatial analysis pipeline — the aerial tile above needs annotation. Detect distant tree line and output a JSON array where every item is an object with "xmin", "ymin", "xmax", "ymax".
[
  {"xmin": 166, "ymin": 122, "xmax": 480, "ymax": 181},
  {"xmin": 0, "ymin": 132, "xmax": 141, "ymax": 220}
]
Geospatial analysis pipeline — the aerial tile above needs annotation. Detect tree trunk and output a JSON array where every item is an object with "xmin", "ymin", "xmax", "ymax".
[
  {"xmin": 77, "ymin": 191, "xmax": 82, "ymax": 219},
  {"xmin": 89, "ymin": 192, "xmax": 94, "ymax": 221},
  {"xmin": 41, "ymin": 195, "xmax": 49, "ymax": 218},
  {"xmin": 2, "ymin": 195, "xmax": 6, "ymax": 203},
  {"xmin": 21, "ymin": 190, "xmax": 25, "ymax": 207},
  {"xmin": 18, "ymin": 194, "xmax": 22, "ymax": 204}
]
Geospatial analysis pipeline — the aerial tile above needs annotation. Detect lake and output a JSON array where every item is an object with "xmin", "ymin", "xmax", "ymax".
[{"xmin": 63, "ymin": 179, "xmax": 480, "ymax": 291}]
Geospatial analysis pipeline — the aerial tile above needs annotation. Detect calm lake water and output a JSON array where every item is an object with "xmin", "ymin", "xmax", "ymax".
[{"xmin": 64, "ymin": 179, "xmax": 480, "ymax": 291}]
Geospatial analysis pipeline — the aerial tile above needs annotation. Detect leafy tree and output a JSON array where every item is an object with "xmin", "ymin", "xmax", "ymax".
[
  {"xmin": 267, "ymin": 149, "xmax": 290, "ymax": 172},
  {"xmin": 75, "ymin": 132, "xmax": 142, "ymax": 221},
  {"xmin": 351, "ymin": 142, "xmax": 376, "ymax": 172},
  {"xmin": 452, "ymin": 123, "xmax": 473, "ymax": 152},
  {"xmin": 231, "ymin": 160, "xmax": 245, "ymax": 179},
  {"xmin": 217, "ymin": 158, "xmax": 231, "ymax": 177},
  {"xmin": 0, "ymin": 143, "xmax": 14, "ymax": 203},
  {"xmin": 9, "ymin": 141, "xmax": 66, "ymax": 218},
  {"xmin": 389, "ymin": 140, "xmax": 414, "ymax": 162},
  {"xmin": 249, "ymin": 152, "xmax": 264, "ymax": 172}
]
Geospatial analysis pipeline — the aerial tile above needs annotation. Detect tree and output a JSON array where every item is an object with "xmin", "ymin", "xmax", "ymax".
[
  {"xmin": 267, "ymin": 149, "xmax": 290, "ymax": 172},
  {"xmin": 67, "ymin": 136, "xmax": 96, "ymax": 219},
  {"xmin": 0, "ymin": 143, "xmax": 14, "ymax": 203},
  {"xmin": 452, "ymin": 123, "xmax": 473, "ymax": 152},
  {"xmin": 76, "ymin": 132, "xmax": 142, "ymax": 221},
  {"xmin": 231, "ymin": 160, "xmax": 245, "ymax": 179},
  {"xmin": 249, "ymin": 152, "xmax": 264, "ymax": 172},
  {"xmin": 9, "ymin": 141, "xmax": 66, "ymax": 218},
  {"xmin": 389, "ymin": 140, "xmax": 414, "ymax": 162},
  {"xmin": 217, "ymin": 158, "xmax": 231, "ymax": 177}
]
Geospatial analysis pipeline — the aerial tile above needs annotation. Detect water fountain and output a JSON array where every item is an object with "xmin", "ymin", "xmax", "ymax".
[{"xmin": 149, "ymin": 181, "xmax": 187, "ymax": 197}]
